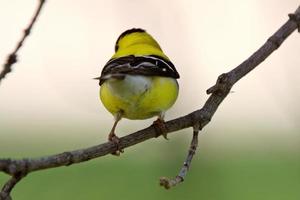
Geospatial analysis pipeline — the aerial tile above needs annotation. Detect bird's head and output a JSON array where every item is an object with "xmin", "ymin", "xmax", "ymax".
[{"xmin": 114, "ymin": 28, "xmax": 162, "ymax": 52}]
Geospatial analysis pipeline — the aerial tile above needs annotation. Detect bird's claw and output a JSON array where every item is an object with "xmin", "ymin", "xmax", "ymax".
[
  {"xmin": 153, "ymin": 118, "xmax": 168, "ymax": 139},
  {"xmin": 109, "ymin": 135, "xmax": 124, "ymax": 156}
]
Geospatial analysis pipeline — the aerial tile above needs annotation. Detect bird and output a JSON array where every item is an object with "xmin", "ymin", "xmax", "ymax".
[{"xmin": 96, "ymin": 28, "xmax": 180, "ymax": 155}]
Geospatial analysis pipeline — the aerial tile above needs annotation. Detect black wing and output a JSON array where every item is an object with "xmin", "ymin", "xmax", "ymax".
[{"xmin": 98, "ymin": 55, "xmax": 180, "ymax": 85}]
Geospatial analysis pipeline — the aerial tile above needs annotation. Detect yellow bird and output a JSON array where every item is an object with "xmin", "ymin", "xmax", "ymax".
[{"xmin": 96, "ymin": 28, "xmax": 180, "ymax": 154}]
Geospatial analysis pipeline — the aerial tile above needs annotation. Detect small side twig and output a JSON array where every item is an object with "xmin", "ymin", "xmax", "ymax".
[
  {"xmin": 0, "ymin": 0, "xmax": 46, "ymax": 84},
  {"xmin": 288, "ymin": 7, "xmax": 300, "ymax": 32},
  {"xmin": 159, "ymin": 124, "xmax": 200, "ymax": 189},
  {"xmin": 0, "ymin": 173, "xmax": 26, "ymax": 200},
  {"xmin": 0, "ymin": 5, "xmax": 298, "ymax": 198}
]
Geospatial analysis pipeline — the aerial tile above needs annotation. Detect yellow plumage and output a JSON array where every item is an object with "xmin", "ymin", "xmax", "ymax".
[
  {"xmin": 100, "ymin": 76, "xmax": 178, "ymax": 120},
  {"xmin": 97, "ymin": 28, "xmax": 180, "ymax": 154},
  {"xmin": 112, "ymin": 31, "xmax": 168, "ymax": 60}
]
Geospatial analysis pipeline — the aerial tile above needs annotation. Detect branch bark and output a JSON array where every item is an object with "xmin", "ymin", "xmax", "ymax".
[
  {"xmin": 160, "ymin": 124, "xmax": 200, "ymax": 189},
  {"xmin": 0, "ymin": 5, "xmax": 299, "ymax": 199},
  {"xmin": 0, "ymin": 0, "xmax": 46, "ymax": 84}
]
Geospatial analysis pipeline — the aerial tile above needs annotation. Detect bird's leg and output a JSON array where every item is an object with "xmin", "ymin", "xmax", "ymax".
[
  {"xmin": 153, "ymin": 113, "xmax": 168, "ymax": 139},
  {"xmin": 108, "ymin": 112, "xmax": 124, "ymax": 156}
]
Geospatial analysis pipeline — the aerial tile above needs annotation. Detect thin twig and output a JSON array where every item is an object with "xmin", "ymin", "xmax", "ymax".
[
  {"xmin": 0, "ymin": 174, "xmax": 25, "ymax": 200},
  {"xmin": 159, "ymin": 124, "xmax": 200, "ymax": 189},
  {"xmin": 0, "ymin": 5, "xmax": 299, "ymax": 197},
  {"xmin": 0, "ymin": 0, "xmax": 46, "ymax": 84}
]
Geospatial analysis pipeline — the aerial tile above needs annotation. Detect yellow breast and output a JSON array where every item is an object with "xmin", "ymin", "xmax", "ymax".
[{"xmin": 100, "ymin": 75, "xmax": 179, "ymax": 120}]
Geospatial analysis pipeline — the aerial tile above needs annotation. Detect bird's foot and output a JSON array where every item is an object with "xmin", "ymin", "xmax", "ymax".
[
  {"xmin": 108, "ymin": 135, "xmax": 124, "ymax": 156},
  {"xmin": 153, "ymin": 118, "xmax": 168, "ymax": 139}
]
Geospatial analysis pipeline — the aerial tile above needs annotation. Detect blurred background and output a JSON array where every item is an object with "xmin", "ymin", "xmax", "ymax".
[{"xmin": 0, "ymin": 0, "xmax": 299, "ymax": 199}]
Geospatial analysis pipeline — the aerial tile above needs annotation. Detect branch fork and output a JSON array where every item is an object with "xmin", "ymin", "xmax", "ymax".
[
  {"xmin": 206, "ymin": 73, "xmax": 233, "ymax": 96},
  {"xmin": 0, "ymin": 4, "xmax": 299, "ymax": 199},
  {"xmin": 288, "ymin": 7, "xmax": 300, "ymax": 32}
]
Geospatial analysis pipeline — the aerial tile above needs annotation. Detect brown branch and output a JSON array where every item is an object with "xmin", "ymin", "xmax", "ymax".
[
  {"xmin": 0, "ymin": 5, "xmax": 299, "ymax": 198},
  {"xmin": 0, "ymin": 0, "xmax": 46, "ymax": 84},
  {"xmin": 0, "ymin": 173, "xmax": 26, "ymax": 200},
  {"xmin": 160, "ymin": 124, "xmax": 200, "ymax": 189}
]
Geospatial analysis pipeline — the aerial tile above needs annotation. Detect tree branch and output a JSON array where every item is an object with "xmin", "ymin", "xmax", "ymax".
[
  {"xmin": 0, "ymin": 0, "xmax": 46, "ymax": 84},
  {"xmin": 0, "ymin": 173, "xmax": 26, "ymax": 200},
  {"xmin": 160, "ymin": 124, "xmax": 200, "ymax": 189},
  {"xmin": 0, "ymin": 5, "xmax": 299, "ymax": 199}
]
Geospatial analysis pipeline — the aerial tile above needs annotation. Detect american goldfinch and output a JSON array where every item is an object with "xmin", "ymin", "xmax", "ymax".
[{"xmin": 96, "ymin": 28, "xmax": 179, "ymax": 154}]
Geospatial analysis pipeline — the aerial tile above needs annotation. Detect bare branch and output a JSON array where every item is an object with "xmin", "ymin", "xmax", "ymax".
[
  {"xmin": 0, "ymin": 173, "xmax": 26, "ymax": 200},
  {"xmin": 0, "ymin": 5, "xmax": 299, "ymax": 198},
  {"xmin": 207, "ymin": 6, "xmax": 300, "ymax": 96},
  {"xmin": 160, "ymin": 124, "xmax": 200, "ymax": 189},
  {"xmin": 0, "ymin": 0, "xmax": 46, "ymax": 84}
]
